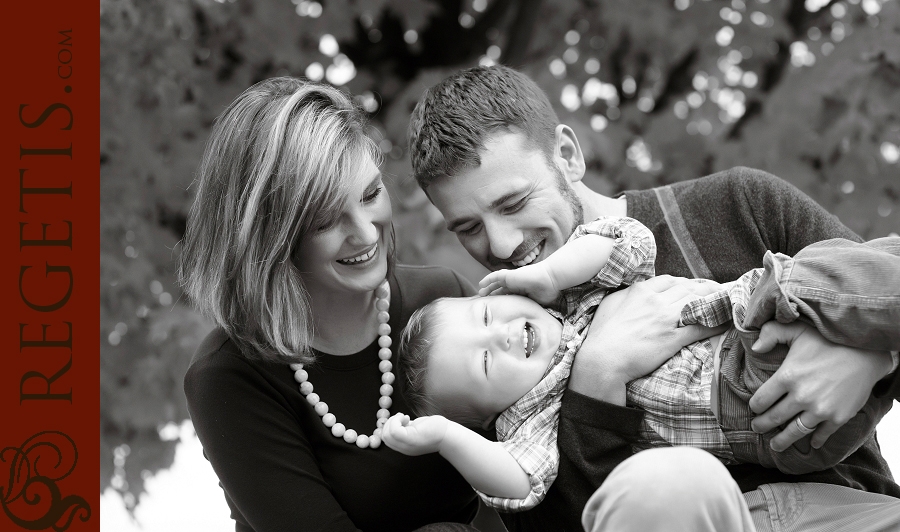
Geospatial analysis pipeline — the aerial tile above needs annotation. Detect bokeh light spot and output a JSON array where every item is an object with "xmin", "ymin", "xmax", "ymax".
[
  {"xmin": 687, "ymin": 91, "xmax": 704, "ymax": 108},
  {"xmin": 319, "ymin": 34, "xmax": 339, "ymax": 57},
  {"xmin": 560, "ymin": 84, "xmax": 581, "ymax": 111},
  {"xmin": 549, "ymin": 58, "xmax": 566, "ymax": 78},
  {"xmin": 637, "ymin": 95, "xmax": 655, "ymax": 113},
  {"xmin": 326, "ymin": 54, "xmax": 356, "ymax": 85},
  {"xmin": 305, "ymin": 62, "xmax": 324, "ymax": 81},
  {"xmin": 716, "ymin": 26, "xmax": 735, "ymax": 46},
  {"xmin": 692, "ymin": 72, "xmax": 709, "ymax": 91},
  {"xmin": 590, "ymin": 115, "xmax": 609, "ymax": 132},
  {"xmin": 861, "ymin": 0, "xmax": 881, "ymax": 15},
  {"xmin": 881, "ymin": 142, "xmax": 900, "ymax": 164},
  {"xmin": 832, "ymin": 21, "xmax": 846, "ymax": 42},
  {"xmin": 741, "ymin": 71, "xmax": 758, "ymax": 88}
]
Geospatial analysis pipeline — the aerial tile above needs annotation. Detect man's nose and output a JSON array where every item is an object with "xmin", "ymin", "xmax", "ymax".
[{"xmin": 485, "ymin": 221, "xmax": 522, "ymax": 262}]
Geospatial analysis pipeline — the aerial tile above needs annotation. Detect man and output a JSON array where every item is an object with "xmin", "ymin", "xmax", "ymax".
[{"xmin": 408, "ymin": 65, "xmax": 900, "ymax": 532}]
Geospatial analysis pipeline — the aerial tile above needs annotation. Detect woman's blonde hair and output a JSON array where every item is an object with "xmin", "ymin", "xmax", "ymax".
[{"xmin": 178, "ymin": 77, "xmax": 383, "ymax": 364}]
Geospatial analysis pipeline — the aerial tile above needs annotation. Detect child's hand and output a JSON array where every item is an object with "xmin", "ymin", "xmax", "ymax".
[
  {"xmin": 479, "ymin": 266, "xmax": 560, "ymax": 305},
  {"xmin": 381, "ymin": 413, "xmax": 449, "ymax": 456}
]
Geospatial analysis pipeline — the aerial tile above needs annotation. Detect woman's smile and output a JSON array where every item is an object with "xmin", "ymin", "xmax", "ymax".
[{"xmin": 337, "ymin": 242, "xmax": 379, "ymax": 266}]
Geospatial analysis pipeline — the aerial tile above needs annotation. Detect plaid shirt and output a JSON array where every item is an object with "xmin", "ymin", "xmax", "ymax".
[
  {"xmin": 480, "ymin": 218, "xmax": 767, "ymax": 512},
  {"xmin": 626, "ymin": 274, "xmax": 756, "ymax": 462},
  {"xmin": 479, "ymin": 216, "xmax": 656, "ymax": 512}
]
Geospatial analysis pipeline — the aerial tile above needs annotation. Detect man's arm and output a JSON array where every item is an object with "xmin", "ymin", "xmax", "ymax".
[
  {"xmin": 732, "ymin": 170, "xmax": 897, "ymax": 449},
  {"xmin": 382, "ymin": 414, "xmax": 531, "ymax": 499},
  {"xmin": 569, "ymin": 275, "xmax": 729, "ymax": 400}
]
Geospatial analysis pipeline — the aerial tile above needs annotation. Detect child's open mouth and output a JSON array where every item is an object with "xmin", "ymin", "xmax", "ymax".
[{"xmin": 523, "ymin": 323, "xmax": 537, "ymax": 358}]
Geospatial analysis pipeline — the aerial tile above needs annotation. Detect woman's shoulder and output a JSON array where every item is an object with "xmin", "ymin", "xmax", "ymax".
[
  {"xmin": 393, "ymin": 264, "xmax": 474, "ymax": 293},
  {"xmin": 184, "ymin": 328, "xmax": 266, "ymax": 396},
  {"xmin": 392, "ymin": 264, "xmax": 476, "ymax": 319}
]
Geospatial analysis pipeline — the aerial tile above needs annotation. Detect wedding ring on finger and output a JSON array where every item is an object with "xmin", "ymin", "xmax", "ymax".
[{"xmin": 794, "ymin": 416, "xmax": 817, "ymax": 435}]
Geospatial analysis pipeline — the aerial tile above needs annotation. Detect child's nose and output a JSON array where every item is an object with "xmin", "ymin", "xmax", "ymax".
[{"xmin": 490, "ymin": 324, "xmax": 511, "ymax": 351}]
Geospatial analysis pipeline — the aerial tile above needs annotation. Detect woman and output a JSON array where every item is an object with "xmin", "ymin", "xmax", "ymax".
[{"xmin": 178, "ymin": 77, "xmax": 481, "ymax": 531}]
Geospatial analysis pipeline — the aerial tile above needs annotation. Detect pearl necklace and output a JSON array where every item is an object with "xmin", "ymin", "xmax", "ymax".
[{"xmin": 290, "ymin": 280, "xmax": 394, "ymax": 449}]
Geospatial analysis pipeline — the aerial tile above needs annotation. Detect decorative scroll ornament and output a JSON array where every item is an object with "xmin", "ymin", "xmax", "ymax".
[{"xmin": 1, "ymin": 431, "xmax": 91, "ymax": 530}]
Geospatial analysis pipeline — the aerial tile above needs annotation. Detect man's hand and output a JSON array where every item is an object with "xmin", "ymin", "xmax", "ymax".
[
  {"xmin": 749, "ymin": 321, "xmax": 894, "ymax": 451},
  {"xmin": 381, "ymin": 413, "xmax": 448, "ymax": 456},
  {"xmin": 571, "ymin": 275, "xmax": 729, "ymax": 404},
  {"xmin": 479, "ymin": 265, "xmax": 560, "ymax": 306}
]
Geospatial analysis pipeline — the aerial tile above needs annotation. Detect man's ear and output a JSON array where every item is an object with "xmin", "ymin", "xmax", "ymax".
[{"xmin": 555, "ymin": 124, "xmax": 586, "ymax": 184}]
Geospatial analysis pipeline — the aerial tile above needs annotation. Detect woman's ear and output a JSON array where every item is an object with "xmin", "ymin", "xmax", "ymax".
[{"xmin": 555, "ymin": 124, "xmax": 586, "ymax": 184}]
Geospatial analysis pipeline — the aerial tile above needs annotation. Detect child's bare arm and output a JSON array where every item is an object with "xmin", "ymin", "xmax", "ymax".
[
  {"xmin": 480, "ymin": 234, "xmax": 615, "ymax": 305},
  {"xmin": 382, "ymin": 413, "xmax": 531, "ymax": 499}
]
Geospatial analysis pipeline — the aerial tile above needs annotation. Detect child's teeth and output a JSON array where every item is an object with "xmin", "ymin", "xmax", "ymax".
[{"xmin": 523, "ymin": 324, "xmax": 532, "ymax": 358}]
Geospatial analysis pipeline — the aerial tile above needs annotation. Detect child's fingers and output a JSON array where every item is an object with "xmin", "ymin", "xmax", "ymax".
[
  {"xmin": 479, "ymin": 270, "xmax": 509, "ymax": 288},
  {"xmin": 479, "ymin": 282, "xmax": 509, "ymax": 296},
  {"xmin": 751, "ymin": 322, "xmax": 806, "ymax": 353},
  {"xmin": 384, "ymin": 413, "xmax": 407, "ymax": 434}
]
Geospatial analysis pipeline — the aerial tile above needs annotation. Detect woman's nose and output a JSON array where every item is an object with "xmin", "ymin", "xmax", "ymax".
[{"xmin": 345, "ymin": 208, "xmax": 378, "ymax": 244}]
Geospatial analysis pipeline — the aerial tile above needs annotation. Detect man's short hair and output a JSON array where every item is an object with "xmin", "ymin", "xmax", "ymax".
[{"xmin": 407, "ymin": 65, "xmax": 560, "ymax": 190}]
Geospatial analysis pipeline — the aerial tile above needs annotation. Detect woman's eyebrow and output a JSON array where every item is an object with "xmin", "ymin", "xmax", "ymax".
[{"xmin": 365, "ymin": 172, "xmax": 383, "ymax": 189}]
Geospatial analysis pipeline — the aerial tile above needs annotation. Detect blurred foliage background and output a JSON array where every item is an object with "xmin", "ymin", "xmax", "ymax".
[{"xmin": 100, "ymin": 0, "xmax": 900, "ymax": 510}]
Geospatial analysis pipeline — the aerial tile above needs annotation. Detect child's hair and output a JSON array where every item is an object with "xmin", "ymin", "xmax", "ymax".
[
  {"xmin": 407, "ymin": 64, "xmax": 560, "ymax": 190},
  {"xmin": 399, "ymin": 298, "xmax": 486, "ymax": 428}
]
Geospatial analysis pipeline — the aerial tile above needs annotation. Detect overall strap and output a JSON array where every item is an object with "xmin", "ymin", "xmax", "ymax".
[{"xmin": 653, "ymin": 185, "xmax": 714, "ymax": 280}]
